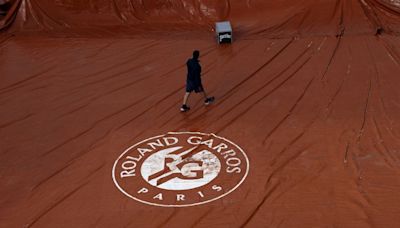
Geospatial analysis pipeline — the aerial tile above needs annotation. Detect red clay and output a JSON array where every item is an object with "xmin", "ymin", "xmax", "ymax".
[{"xmin": 1, "ymin": 0, "xmax": 400, "ymax": 227}]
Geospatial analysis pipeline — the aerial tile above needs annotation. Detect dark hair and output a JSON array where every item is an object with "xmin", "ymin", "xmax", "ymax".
[{"xmin": 193, "ymin": 50, "xmax": 200, "ymax": 59}]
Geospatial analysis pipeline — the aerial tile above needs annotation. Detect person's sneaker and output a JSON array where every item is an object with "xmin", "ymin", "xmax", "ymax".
[
  {"xmin": 180, "ymin": 105, "xmax": 190, "ymax": 112},
  {"xmin": 204, "ymin": 97, "xmax": 215, "ymax": 105}
]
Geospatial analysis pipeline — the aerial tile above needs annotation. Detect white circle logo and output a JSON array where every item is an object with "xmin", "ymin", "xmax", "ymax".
[{"xmin": 112, "ymin": 132, "xmax": 249, "ymax": 207}]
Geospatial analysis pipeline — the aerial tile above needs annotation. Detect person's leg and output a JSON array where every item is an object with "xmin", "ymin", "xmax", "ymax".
[
  {"xmin": 200, "ymin": 91, "xmax": 208, "ymax": 100},
  {"xmin": 180, "ymin": 92, "xmax": 191, "ymax": 112},
  {"xmin": 201, "ymin": 89, "xmax": 214, "ymax": 105},
  {"xmin": 183, "ymin": 92, "xmax": 191, "ymax": 105},
  {"xmin": 197, "ymin": 84, "xmax": 208, "ymax": 100}
]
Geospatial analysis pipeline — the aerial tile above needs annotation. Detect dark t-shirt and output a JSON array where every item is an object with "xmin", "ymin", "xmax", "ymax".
[{"xmin": 186, "ymin": 58, "xmax": 201, "ymax": 85}]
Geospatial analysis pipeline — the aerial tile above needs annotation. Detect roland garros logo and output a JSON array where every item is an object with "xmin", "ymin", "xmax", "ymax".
[{"xmin": 112, "ymin": 132, "xmax": 249, "ymax": 207}]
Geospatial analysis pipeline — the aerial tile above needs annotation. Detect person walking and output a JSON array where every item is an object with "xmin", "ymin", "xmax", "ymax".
[{"xmin": 180, "ymin": 50, "xmax": 214, "ymax": 112}]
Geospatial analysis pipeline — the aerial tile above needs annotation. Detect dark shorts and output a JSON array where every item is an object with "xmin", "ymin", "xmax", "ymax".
[{"xmin": 186, "ymin": 81, "xmax": 204, "ymax": 93}]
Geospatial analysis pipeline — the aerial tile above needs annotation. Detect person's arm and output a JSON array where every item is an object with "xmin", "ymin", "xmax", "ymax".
[{"xmin": 198, "ymin": 63, "xmax": 201, "ymax": 76}]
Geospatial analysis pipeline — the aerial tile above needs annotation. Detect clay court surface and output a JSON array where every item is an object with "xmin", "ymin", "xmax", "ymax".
[{"xmin": 1, "ymin": 0, "xmax": 400, "ymax": 227}]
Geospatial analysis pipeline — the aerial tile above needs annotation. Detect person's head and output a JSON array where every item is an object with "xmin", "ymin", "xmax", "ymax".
[{"xmin": 193, "ymin": 50, "xmax": 200, "ymax": 59}]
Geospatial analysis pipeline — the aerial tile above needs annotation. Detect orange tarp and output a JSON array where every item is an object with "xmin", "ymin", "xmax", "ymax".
[{"xmin": 1, "ymin": 1, "xmax": 400, "ymax": 227}]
